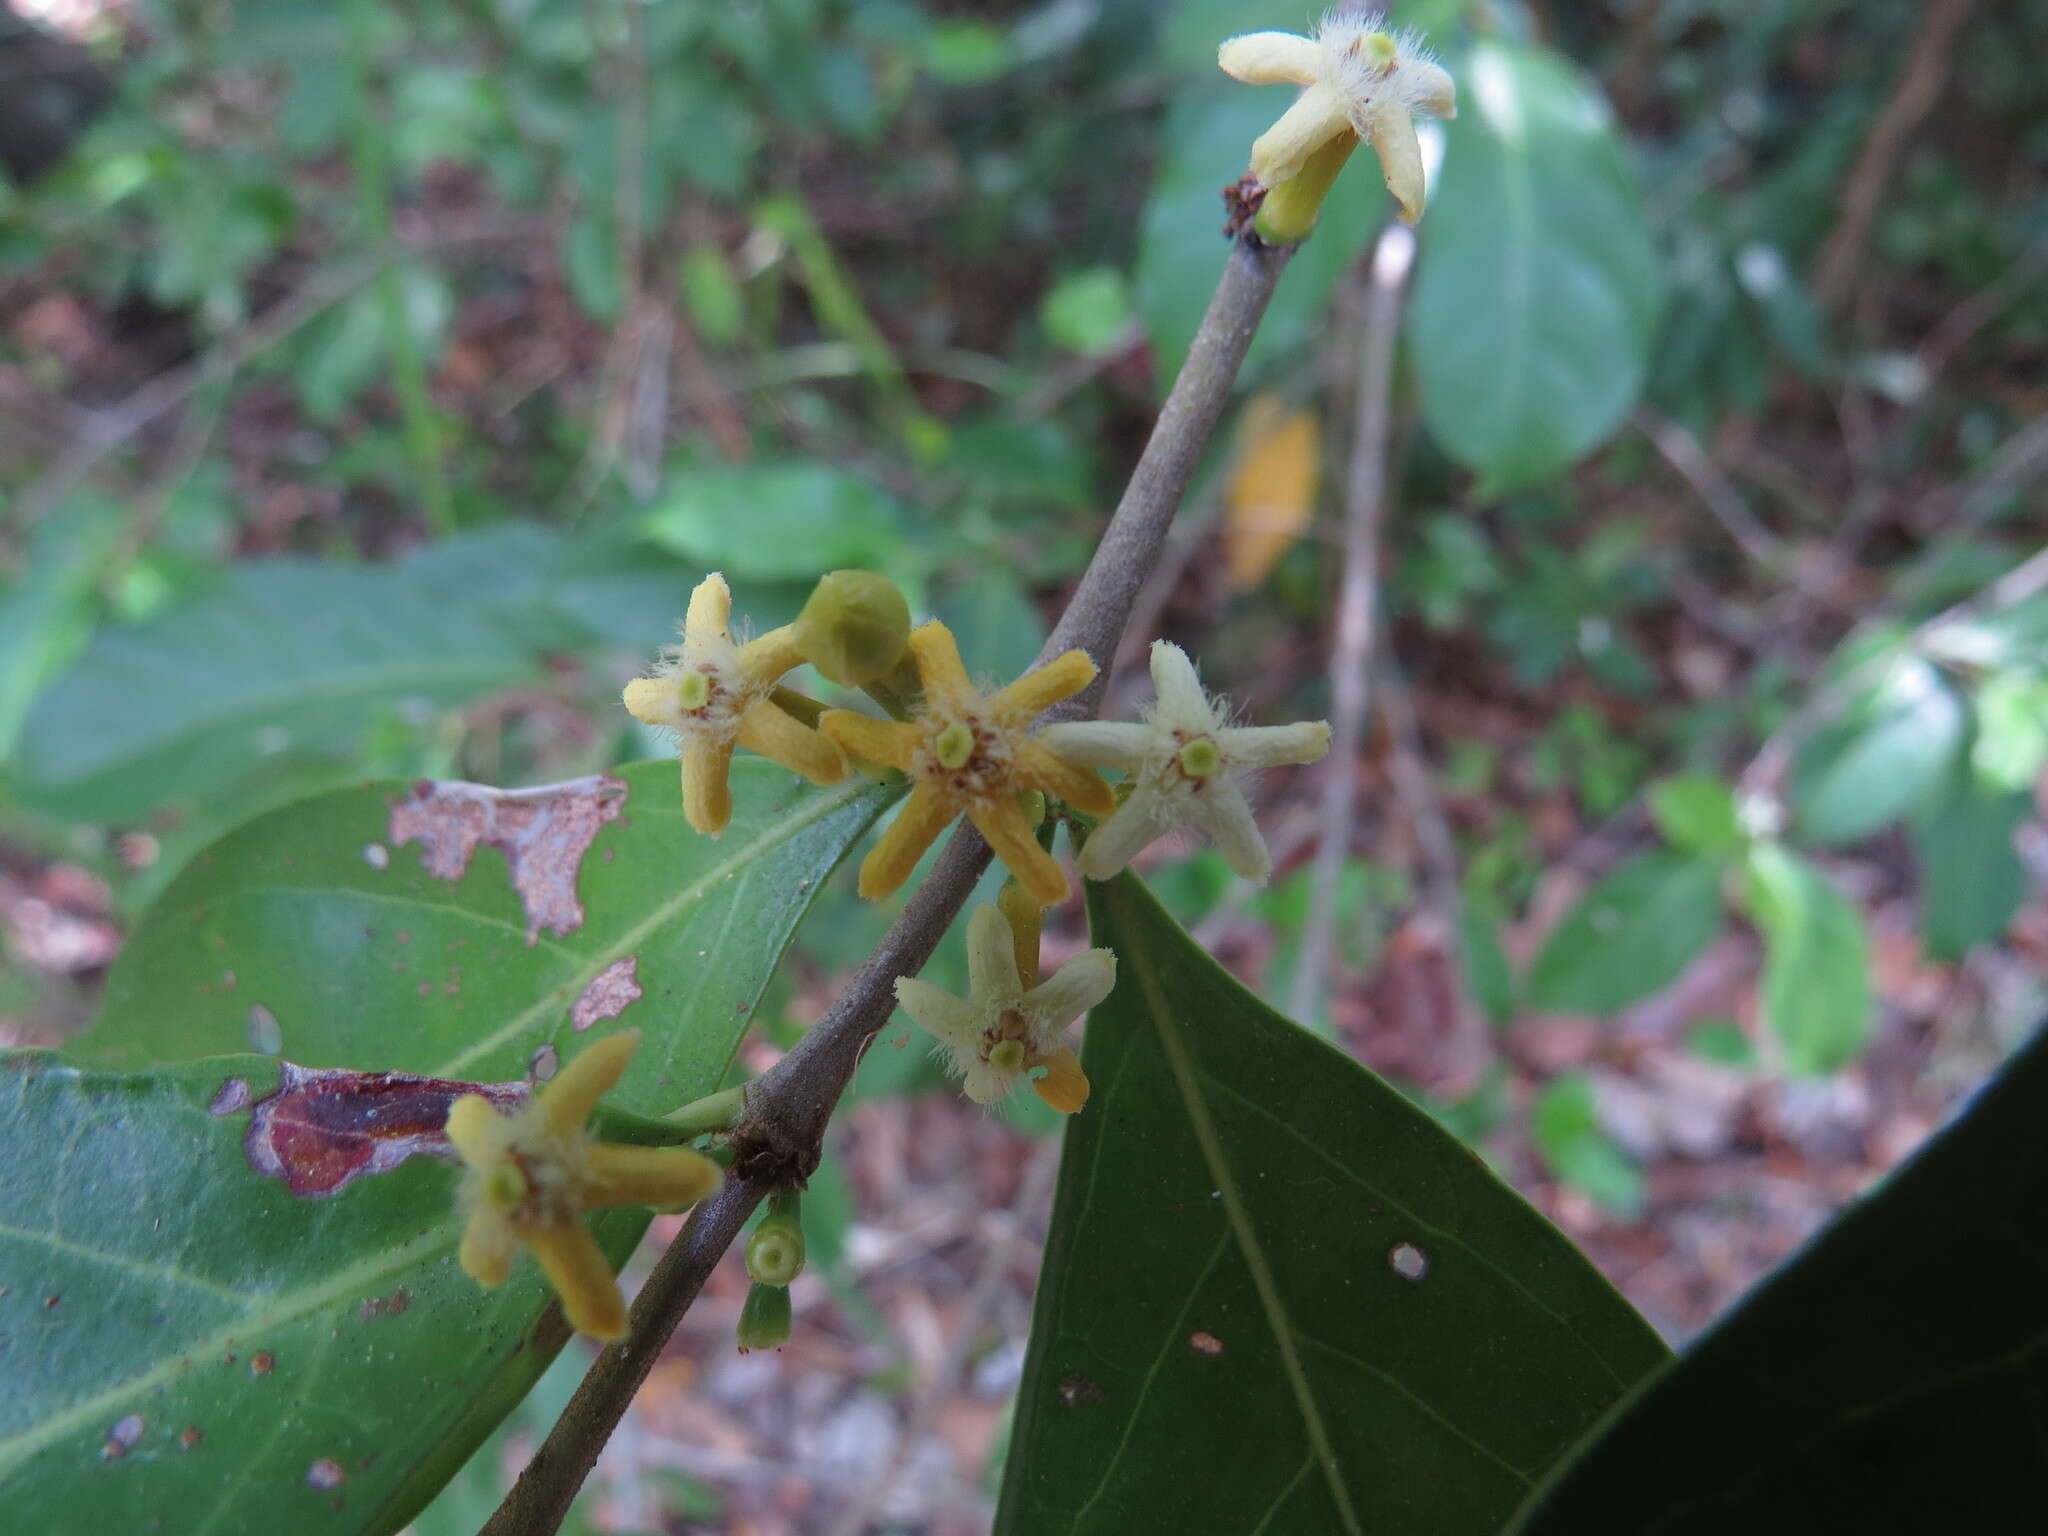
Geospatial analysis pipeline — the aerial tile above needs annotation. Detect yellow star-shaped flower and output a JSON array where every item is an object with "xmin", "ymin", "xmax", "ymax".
[
  {"xmin": 818, "ymin": 622, "xmax": 1114, "ymax": 904},
  {"xmin": 624, "ymin": 572, "xmax": 848, "ymax": 837},
  {"xmin": 445, "ymin": 1031, "xmax": 721, "ymax": 1342}
]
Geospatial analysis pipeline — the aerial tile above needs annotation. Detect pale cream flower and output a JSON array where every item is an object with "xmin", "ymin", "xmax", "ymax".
[
  {"xmin": 1041, "ymin": 641, "xmax": 1331, "ymax": 883},
  {"xmin": 892, "ymin": 905, "xmax": 1115, "ymax": 1112},
  {"xmin": 1219, "ymin": 11, "xmax": 1456, "ymax": 223}
]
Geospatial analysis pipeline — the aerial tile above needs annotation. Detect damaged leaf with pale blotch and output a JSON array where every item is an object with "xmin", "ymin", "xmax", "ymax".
[
  {"xmin": 0, "ymin": 1052, "xmax": 649, "ymax": 1534},
  {"xmin": 73, "ymin": 761, "xmax": 893, "ymax": 1120}
]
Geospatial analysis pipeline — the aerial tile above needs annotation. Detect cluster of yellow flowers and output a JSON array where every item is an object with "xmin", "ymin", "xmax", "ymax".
[
  {"xmin": 622, "ymin": 569, "xmax": 1330, "ymax": 1121},
  {"xmin": 443, "ymin": 17, "xmax": 1456, "ymax": 1335}
]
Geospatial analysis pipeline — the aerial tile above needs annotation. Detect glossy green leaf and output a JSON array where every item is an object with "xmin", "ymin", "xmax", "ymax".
[
  {"xmin": 15, "ymin": 559, "xmax": 533, "ymax": 822},
  {"xmin": 0, "ymin": 1050, "xmax": 644, "ymax": 1535},
  {"xmin": 1911, "ymin": 772, "xmax": 2030, "ymax": 962},
  {"xmin": 1793, "ymin": 660, "xmax": 1966, "ymax": 845},
  {"xmin": 9, "ymin": 758, "xmax": 886, "ymax": 1531},
  {"xmin": 997, "ymin": 875, "xmax": 1668, "ymax": 1535},
  {"xmin": 74, "ymin": 761, "xmax": 894, "ymax": 1119},
  {"xmin": 1739, "ymin": 844, "xmax": 1870, "ymax": 1076},
  {"xmin": 1135, "ymin": 89, "xmax": 1384, "ymax": 389},
  {"xmin": 1408, "ymin": 41, "xmax": 1662, "ymax": 492},
  {"xmin": 1509, "ymin": 1023, "xmax": 2048, "ymax": 1535},
  {"xmin": 1526, "ymin": 853, "xmax": 1724, "ymax": 1016}
]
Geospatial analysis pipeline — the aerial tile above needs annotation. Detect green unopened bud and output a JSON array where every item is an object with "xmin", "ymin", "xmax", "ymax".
[
  {"xmin": 793, "ymin": 570, "xmax": 912, "ymax": 688},
  {"xmin": 745, "ymin": 1201, "xmax": 806, "ymax": 1287},
  {"xmin": 736, "ymin": 1280, "xmax": 792, "ymax": 1352},
  {"xmin": 1254, "ymin": 131, "xmax": 1360, "ymax": 245},
  {"xmin": 997, "ymin": 878, "xmax": 1044, "ymax": 989}
]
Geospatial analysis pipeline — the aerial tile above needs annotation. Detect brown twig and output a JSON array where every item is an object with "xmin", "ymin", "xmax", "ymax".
[
  {"xmin": 1290, "ymin": 224, "xmax": 1413, "ymax": 1025},
  {"xmin": 1811, "ymin": 0, "xmax": 1975, "ymax": 314},
  {"xmin": 479, "ymin": 232, "xmax": 1296, "ymax": 1536},
  {"xmin": 1635, "ymin": 408, "xmax": 1788, "ymax": 573}
]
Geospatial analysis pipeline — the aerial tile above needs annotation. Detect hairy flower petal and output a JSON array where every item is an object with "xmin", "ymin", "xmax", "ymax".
[
  {"xmin": 736, "ymin": 700, "xmax": 847, "ymax": 785},
  {"xmin": 965, "ymin": 904, "xmax": 1023, "ymax": 1002},
  {"xmin": 527, "ymin": 1222, "xmax": 627, "ymax": 1341},
  {"xmin": 1023, "ymin": 947, "xmax": 1117, "ymax": 1029},
  {"xmin": 1186, "ymin": 776, "xmax": 1271, "ymax": 881},
  {"xmin": 1218, "ymin": 31, "xmax": 1321, "ymax": 85},
  {"xmin": 1249, "ymin": 81, "xmax": 1351, "ymax": 187}
]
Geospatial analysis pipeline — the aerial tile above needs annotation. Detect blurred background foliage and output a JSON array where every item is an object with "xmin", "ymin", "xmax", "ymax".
[{"xmin": 1, "ymin": 0, "xmax": 2045, "ymax": 1526}]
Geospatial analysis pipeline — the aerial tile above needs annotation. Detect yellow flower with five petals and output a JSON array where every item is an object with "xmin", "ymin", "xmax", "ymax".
[
  {"xmin": 445, "ymin": 1031, "xmax": 721, "ymax": 1342},
  {"xmin": 623, "ymin": 572, "xmax": 847, "ymax": 837},
  {"xmin": 819, "ymin": 622, "xmax": 1114, "ymax": 904}
]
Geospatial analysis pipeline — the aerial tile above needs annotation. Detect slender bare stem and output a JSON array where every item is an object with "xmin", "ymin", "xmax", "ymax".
[
  {"xmin": 1290, "ymin": 224, "xmax": 1412, "ymax": 1025},
  {"xmin": 479, "ymin": 232, "xmax": 1296, "ymax": 1536}
]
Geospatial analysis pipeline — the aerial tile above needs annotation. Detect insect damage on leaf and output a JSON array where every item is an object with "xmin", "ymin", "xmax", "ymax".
[
  {"xmin": 571, "ymin": 955, "xmax": 643, "ymax": 1031},
  {"xmin": 242, "ymin": 1062, "xmax": 525, "ymax": 1198},
  {"xmin": 387, "ymin": 773, "xmax": 627, "ymax": 944}
]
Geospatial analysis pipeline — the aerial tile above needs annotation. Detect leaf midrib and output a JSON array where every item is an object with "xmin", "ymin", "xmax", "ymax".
[
  {"xmin": 433, "ymin": 774, "xmax": 885, "ymax": 1080},
  {"xmin": 1115, "ymin": 884, "xmax": 1365, "ymax": 1536},
  {"xmin": 0, "ymin": 1220, "xmax": 459, "ymax": 1475}
]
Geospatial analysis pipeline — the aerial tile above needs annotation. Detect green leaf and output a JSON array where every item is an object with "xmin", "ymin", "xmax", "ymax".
[
  {"xmin": 997, "ymin": 875, "xmax": 1667, "ymax": 1535},
  {"xmin": 0, "ymin": 1050, "xmax": 645, "ymax": 1534},
  {"xmin": 642, "ymin": 463, "xmax": 915, "ymax": 583},
  {"xmin": 930, "ymin": 567, "xmax": 1047, "ymax": 684},
  {"xmin": 73, "ymin": 761, "xmax": 894, "ymax": 1119},
  {"xmin": 1408, "ymin": 42, "xmax": 1662, "ymax": 493},
  {"xmin": 1648, "ymin": 775, "xmax": 1744, "ymax": 858},
  {"xmin": 1135, "ymin": 89, "xmax": 1385, "ymax": 388},
  {"xmin": 1793, "ymin": 661, "xmax": 1967, "ymax": 845},
  {"xmin": 15, "ymin": 559, "xmax": 534, "ymax": 822},
  {"xmin": 1509, "ymin": 1023, "xmax": 2048, "ymax": 1535},
  {"xmin": 1527, "ymin": 853, "xmax": 1724, "ymax": 1016},
  {"xmin": 1970, "ymin": 668, "xmax": 2048, "ymax": 791},
  {"xmin": 1911, "ymin": 772, "xmax": 2030, "ymax": 961},
  {"xmin": 1530, "ymin": 1073, "xmax": 1646, "ymax": 1219},
  {"xmin": 1041, "ymin": 266, "xmax": 1133, "ymax": 356},
  {"xmin": 0, "ymin": 495, "xmax": 121, "ymax": 764},
  {"xmin": 1739, "ymin": 844, "xmax": 1870, "ymax": 1076}
]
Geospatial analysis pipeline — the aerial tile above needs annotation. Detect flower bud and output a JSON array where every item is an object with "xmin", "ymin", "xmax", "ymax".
[
  {"xmin": 997, "ymin": 879, "xmax": 1044, "ymax": 990},
  {"xmin": 1255, "ymin": 131, "xmax": 1359, "ymax": 245},
  {"xmin": 736, "ymin": 1280, "xmax": 792, "ymax": 1352},
  {"xmin": 794, "ymin": 570, "xmax": 912, "ymax": 688},
  {"xmin": 745, "ymin": 1199, "xmax": 806, "ymax": 1287}
]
